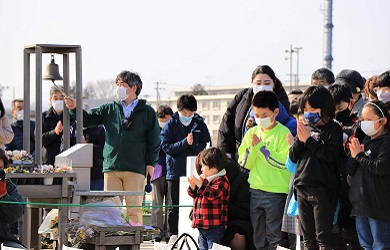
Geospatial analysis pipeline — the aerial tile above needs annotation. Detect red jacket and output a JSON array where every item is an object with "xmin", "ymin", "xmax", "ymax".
[{"xmin": 188, "ymin": 171, "xmax": 230, "ymax": 229}]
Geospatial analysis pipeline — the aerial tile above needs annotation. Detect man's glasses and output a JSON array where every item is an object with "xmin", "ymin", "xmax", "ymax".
[{"xmin": 122, "ymin": 116, "xmax": 134, "ymax": 130}]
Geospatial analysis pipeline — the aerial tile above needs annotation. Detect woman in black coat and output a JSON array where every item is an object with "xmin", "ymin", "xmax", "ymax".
[
  {"xmin": 222, "ymin": 159, "xmax": 255, "ymax": 250},
  {"xmin": 217, "ymin": 65, "xmax": 290, "ymax": 160}
]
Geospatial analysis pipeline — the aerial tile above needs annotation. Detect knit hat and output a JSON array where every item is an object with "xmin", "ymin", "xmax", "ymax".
[{"xmin": 336, "ymin": 69, "xmax": 365, "ymax": 94}]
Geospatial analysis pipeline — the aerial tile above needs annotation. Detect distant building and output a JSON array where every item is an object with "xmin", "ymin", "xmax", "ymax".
[{"xmin": 145, "ymin": 84, "xmax": 249, "ymax": 146}]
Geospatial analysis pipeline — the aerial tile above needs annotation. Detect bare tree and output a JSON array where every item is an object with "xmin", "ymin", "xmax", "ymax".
[
  {"xmin": 191, "ymin": 83, "xmax": 208, "ymax": 95},
  {"xmin": 89, "ymin": 80, "xmax": 117, "ymax": 99}
]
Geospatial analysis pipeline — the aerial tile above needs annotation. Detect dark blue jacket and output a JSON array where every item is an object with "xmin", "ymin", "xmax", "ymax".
[
  {"xmin": 5, "ymin": 120, "xmax": 36, "ymax": 157},
  {"xmin": 161, "ymin": 112, "xmax": 211, "ymax": 180}
]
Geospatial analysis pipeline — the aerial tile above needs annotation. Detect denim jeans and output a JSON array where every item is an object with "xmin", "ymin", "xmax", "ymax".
[
  {"xmin": 355, "ymin": 216, "xmax": 390, "ymax": 250},
  {"xmin": 250, "ymin": 189, "xmax": 287, "ymax": 250},
  {"xmin": 198, "ymin": 225, "xmax": 225, "ymax": 250},
  {"xmin": 295, "ymin": 186, "xmax": 336, "ymax": 250}
]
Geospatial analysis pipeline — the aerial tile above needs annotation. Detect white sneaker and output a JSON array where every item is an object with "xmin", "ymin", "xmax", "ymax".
[{"xmin": 168, "ymin": 234, "xmax": 178, "ymax": 246}]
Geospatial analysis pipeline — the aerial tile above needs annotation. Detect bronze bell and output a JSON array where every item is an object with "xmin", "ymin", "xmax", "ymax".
[{"xmin": 42, "ymin": 54, "xmax": 63, "ymax": 82}]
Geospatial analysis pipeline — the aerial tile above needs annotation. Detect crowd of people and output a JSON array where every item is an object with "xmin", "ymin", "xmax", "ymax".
[{"xmin": 0, "ymin": 66, "xmax": 390, "ymax": 250}]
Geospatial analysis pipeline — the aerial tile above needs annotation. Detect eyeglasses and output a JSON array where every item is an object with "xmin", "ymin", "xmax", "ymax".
[{"xmin": 122, "ymin": 116, "xmax": 134, "ymax": 130}]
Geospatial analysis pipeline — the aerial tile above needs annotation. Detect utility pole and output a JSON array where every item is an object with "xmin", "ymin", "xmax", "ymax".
[
  {"xmin": 154, "ymin": 81, "xmax": 165, "ymax": 109},
  {"xmin": 285, "ymin": 44, "xmax": 293, "ymax": 91},
  {"xmin": 285, "ymin": 45, "xmax": 303, "ymax": 90},
  {"xmin": 323, "ymin": 0, "xmax": 333, "ymax": 69},
  {"xmin": 0, "ymin": 85, "xmax": 9, "ymax": 98},
  {"xmin": 294, "ymin": 47, "xmax": 303, "ymax": 89}
]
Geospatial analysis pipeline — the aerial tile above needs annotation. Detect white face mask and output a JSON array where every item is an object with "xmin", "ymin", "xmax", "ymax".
[
  {"xmin": 159, "ymin": 121, "xmax": 167, "ymax": 129},
  {"xmin": 360, "ymin": 119, "xmax": 382, "ymax": 137},
  {"xmin": 255, "ymin": 115, "xmax": 274, "ymax": 129},
  {"xmin": 253, "ymin": 84, "xmax": 274, "ymax": 95},
  {"xmin": 378, "ymin": 91, "xmax": 390, "ymax": 103},
  {"xmin": 116, "ymin": 86, "xmax": 129, "ymax": 100},
  {"xmin": 52, "ymin": 100, "xmax": 64, "ymax": 112},
  {"xmin": 16, "ymin": 110, "xmax": 24, "ymax": 120}
]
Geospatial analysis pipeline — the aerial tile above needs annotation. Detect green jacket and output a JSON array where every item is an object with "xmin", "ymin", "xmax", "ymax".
[{"xmin": 70, "ymin": 100, "xmax": 160, "ymax": 176}]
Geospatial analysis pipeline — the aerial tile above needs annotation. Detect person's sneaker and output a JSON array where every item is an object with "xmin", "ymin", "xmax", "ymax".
[{"xmin": 167, "ymin": 234, "xmax": 178, "ymax": 245}]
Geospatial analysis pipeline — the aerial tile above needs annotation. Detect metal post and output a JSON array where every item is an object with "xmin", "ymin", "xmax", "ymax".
[
  {"xmin": 75, "ymin": 47, "xmax": 83, "ymax": 143},
  {"xmin": 23, "ymin": 49, "xmax": 31, "ymax": 154},
  {"xmin": 63, "ymin": 53, "xmax": 70, "ymax": 150},
  {"xmin": 35, "ymin": 46, "xmax": 43, "ymax": 165},
  {"xmin": 294, "ymin": 47, "xmax": 303, "ymax": 89}
]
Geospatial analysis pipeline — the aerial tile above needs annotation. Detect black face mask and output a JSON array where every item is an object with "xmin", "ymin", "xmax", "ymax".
[{"xmin": 335, "ymin": 107, "xmax": 351, "ymax": 123}]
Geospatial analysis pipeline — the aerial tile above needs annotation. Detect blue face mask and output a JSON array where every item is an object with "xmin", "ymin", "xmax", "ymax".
[
  {"xmin": 179, "ymin": 113, "xmax": 194, "ymax": 126},
  {"xmin": 304, "ymin": 112, "xmax": 321, "ymax": 125}
]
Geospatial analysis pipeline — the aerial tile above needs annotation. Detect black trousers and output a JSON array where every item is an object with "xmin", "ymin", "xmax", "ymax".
[
  {"xmin": 296, "ymin": 186, "xmax": 337, "ymax": 250},
  {"xmin": 167, "ymin": 180, "xmax": 180, "ymax": 236}
]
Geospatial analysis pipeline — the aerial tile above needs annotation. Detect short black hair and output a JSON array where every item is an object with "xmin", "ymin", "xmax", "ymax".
[
  {"xmin": 328, "ymin": 84, "xmax": 352, "ymax": 104},
  {"xmin": 156, "ymin": 105, "xmax": 173, "ymax": 118},
  {"xmin": 288, "ymin": 89, "xmax": 303, "ymax": 96},
  {"xmin": 377, "ymin": 70, "xmax": 390, "ymax": 88},
  {"xmin": 177, "ymin": 94, "xmax": 197, "ymax": 111},
  {"xmin": 311, "ymin": 67, "xmax": 335, "ymax": 84},
  {"xmin": 116, "ymin": 70, "xmax": 143, "ymax": 96},
  {"xmin": 252, "ymin": 91, "xmax": 279, "ymax": 111},
  {"xmin": 299, "ymin": 85, "xmax": 335, "ymax": 122},
  {"xmin": 289, "ymin": 96, "xmax": 300, "ymax": 116},
  {"xmin": 0, "ymin": 149, "xmax": 9, "ymax": 169},
  {"xmin": 195, "ymin": 147, "xmax": 227, "ymax": 174}
]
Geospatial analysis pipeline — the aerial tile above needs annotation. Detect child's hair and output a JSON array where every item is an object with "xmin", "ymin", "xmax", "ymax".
[
  {"xmin": 177, "ymin": 94, "xmax": 197, "ymax": 112},
  {"xmin": 251, "ymin": 65, "xmax": 286, "ymax": 94},
  {"xmin": 288, "ymin": 89, "xmax": 303, "ymax": 96},
  {"xmin": 115, "ymin": 70, "xmax": 143, "ymax": 96},
  {"xmin": 252, "ymin": 91, "xmax": 279, "ymax": 111},
  {"xmin": 289, "ymin": 96, "xmax": 301, "ymax": 116},
  {"xmin": 328, "ymin": 84, "xmax": 352, "ymax": 104},
  {"xmin": 157, "ymin": 105, "xmax": 173, "ymax": 118},
  {"xmin": 311, "ymin": 67, "xmax": 335, "ymax": 84},
  {"xmin": 376, "ymin": 70, "xmax": 390, "ymax": 88},
  {"xmin": 362, "ymin": 75, "xmax": 378, "ymax": 100},
  {"xmin": 364, "ymin": 100, "xmax": 390, "ymax": 132},
  {"xmin": 299, "ymin": 85, "xmax": 336, "ymax": 123},
  {"xmin": 0, "ymin": 149, "xmax": 9, "ymax": 169},
  {"xmin": 195, "ymin": 147, "xmax": 227, "ymax": 175}
]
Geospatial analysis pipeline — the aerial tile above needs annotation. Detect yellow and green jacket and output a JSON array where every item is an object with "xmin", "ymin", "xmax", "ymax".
[{"xmin": 238, "ymin": 123, "xmax": 291, "ymax": 194}]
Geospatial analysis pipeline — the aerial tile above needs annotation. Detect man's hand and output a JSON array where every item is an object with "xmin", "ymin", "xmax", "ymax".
[
  {"xmin": 64, "ymin": 96, "xmax": 77, "ymax": 110},
  {"xmin": 55, "ymin": 121, "xmax": 63, "ymax": 135},
  {"xmin": 251, "ymin": 134, "xmax": 261, "ymax": 146},
  {"xmin": 146, "ymin": 165, "xmax": 154, "ymax": 179},
  {"xmin": 187, "ymin": 133, "xmax": 193, "ymax": 145}
]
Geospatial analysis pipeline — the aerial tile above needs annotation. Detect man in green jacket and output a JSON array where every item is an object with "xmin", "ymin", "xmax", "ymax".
[{"xmin": 65, "ymin": 70, "xmax": 160, "ymax": 224}]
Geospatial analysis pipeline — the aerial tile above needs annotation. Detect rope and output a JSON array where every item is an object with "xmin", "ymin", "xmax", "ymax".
[{"xmin": 0, "ymin": 200, "xmax": 193, "ymax": 208}]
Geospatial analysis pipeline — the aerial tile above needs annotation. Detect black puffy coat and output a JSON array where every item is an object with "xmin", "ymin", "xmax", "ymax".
[
  {"xmin": 41, "ymin": 107, "xmax": 76, "ymax": 165},
  {"xmin": 217, "ymin": 87, "xmax": 289, "ymax": 156}
]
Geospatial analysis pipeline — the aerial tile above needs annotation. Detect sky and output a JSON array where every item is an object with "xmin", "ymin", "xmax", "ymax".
[{"xmin": 0, "ymin": 0, "xmax": 389, "ymax": 110}]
